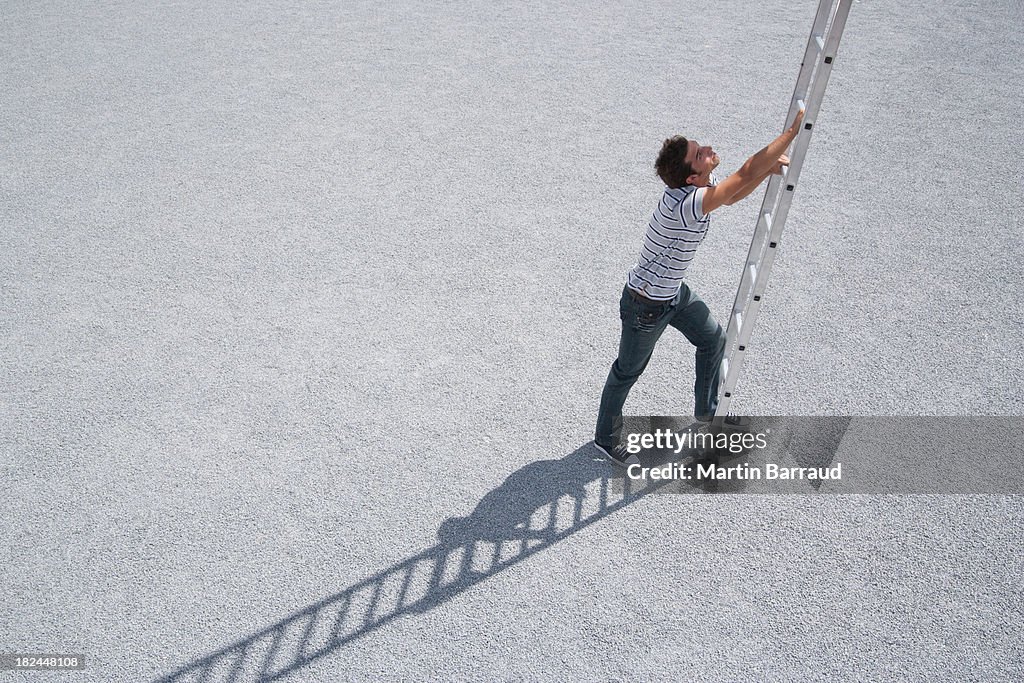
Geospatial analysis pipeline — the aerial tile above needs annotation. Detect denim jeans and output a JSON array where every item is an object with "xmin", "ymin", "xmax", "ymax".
[{"xmin": 595, "ymin": 283, "xmax": 726, "ymax": 446}]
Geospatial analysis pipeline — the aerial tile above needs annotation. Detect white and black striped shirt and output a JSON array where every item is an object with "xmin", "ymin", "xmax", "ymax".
[{"xmin": 626, "ymin": 173, "xmax": 719, "ymax": 301}]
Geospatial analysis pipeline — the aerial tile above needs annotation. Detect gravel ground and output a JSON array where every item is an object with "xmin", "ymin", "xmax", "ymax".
[{"xmin": 3, "ymin": 0, "xmax": 1022, "ymax": 681}]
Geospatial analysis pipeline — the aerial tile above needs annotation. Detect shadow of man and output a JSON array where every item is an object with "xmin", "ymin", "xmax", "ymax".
[{"xmin": 418, "ymin": 448, "xmax": 603, "ymax": 610}]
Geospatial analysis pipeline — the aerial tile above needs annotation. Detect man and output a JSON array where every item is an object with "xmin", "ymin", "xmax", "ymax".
[{"xmin": 595, "ymin": 108, "xmax": 805, "ymax": 467}]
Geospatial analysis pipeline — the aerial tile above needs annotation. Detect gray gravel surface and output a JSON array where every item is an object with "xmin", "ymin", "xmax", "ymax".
[{"xmin": 3, "ymin": 0, "xmax": 1023, "ymax": 681}]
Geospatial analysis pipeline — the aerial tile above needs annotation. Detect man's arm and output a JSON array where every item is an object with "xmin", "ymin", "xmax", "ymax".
[
  {"xmin": 724, "ymin": 154, "xmax": 789, "ymax": 206},
  {"xmin": 701, "ymin": 107, "xmax": 804, "ymax": 214}
]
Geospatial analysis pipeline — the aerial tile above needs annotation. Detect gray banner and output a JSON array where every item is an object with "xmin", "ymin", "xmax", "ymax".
[{"xmin": 608, "ymin": 416, "xmax": 1024, "ymax": 494}]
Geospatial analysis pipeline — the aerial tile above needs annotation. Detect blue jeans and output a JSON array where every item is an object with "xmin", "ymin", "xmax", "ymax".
[{"xmin": 595, "ymin": 283, "xmax": 726, "ymax": 446}]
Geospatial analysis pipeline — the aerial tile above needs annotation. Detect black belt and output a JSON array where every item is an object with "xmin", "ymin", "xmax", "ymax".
[{"xmin": 627, "ymin": 287, "xmax": 666, "ymax": 306}]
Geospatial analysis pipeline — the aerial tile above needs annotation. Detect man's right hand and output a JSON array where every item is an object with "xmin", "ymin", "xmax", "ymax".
[{"xmin": 771, "ymin": 154, "xmax": 791, "ymax": 175}]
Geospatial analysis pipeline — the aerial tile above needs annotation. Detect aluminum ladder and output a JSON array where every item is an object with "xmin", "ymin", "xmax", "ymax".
[{"xmin": 713, "ymin": 0, "xmax": 854, "ymax": 424}]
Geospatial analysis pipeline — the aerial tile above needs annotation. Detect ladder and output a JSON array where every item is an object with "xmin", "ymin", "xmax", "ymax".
[{"xmin": 713, "ymin": 0, "xmax": 853, "ymax": 424}]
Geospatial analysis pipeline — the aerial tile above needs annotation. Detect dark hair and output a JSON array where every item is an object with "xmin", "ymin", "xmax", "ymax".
[{"xmin": 655, "ymin": 136, "xmax": 694, "ymax": 189}]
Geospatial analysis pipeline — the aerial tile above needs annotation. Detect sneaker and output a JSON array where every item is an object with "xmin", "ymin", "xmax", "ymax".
[
  {"xmin": 695, "ymin": 413, "xmax": 751, "ymax": 429},
  {"xmin": 594, "ymin": 440, "xmax": 641, "ymax": 468}
]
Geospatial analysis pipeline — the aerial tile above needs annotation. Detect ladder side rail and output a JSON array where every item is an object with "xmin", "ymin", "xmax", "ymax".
[
  {"xmin": 747, "ymin": 0, "xmax": 847, "ymax": 275},
  {"xmin": 750, "ymin": 0, "xmax": 853, "ymax": 301},
  {"xmin": 714, "ymin": 0, "xmax": 854, "ymax": 422},
  {"xmin": 720, "ymin": 0, "xmax": 838, "ymax": 356},
  {"xmin": 723, "ymin": 202, "xmax": 779, "ymax": 352}
]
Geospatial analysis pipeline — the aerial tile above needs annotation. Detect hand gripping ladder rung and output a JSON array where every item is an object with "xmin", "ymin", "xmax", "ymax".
[{"xmin": 714, "ymin": 0, "xmax": 853, "ymax": 424}]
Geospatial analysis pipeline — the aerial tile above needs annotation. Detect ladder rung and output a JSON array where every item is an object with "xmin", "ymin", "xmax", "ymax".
[
  {"xmin": 814, "ymin": 34, "xmax": 825, "ymax": 53},
  {"xmin": 740, "ymin": 263, "xmax": 758, "ymax": 303},
  {"xmin": 763, "ymin": 211, "xmax": 773, "ymax": 231}
]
